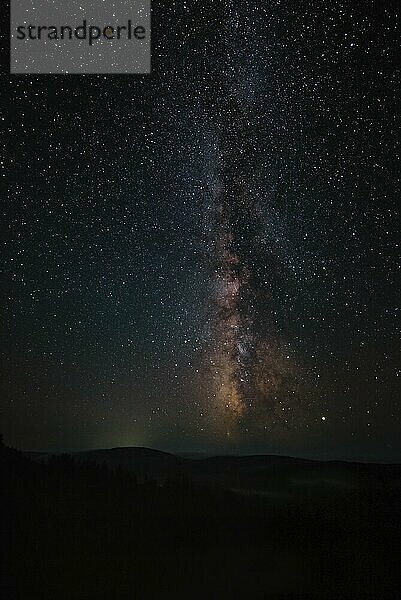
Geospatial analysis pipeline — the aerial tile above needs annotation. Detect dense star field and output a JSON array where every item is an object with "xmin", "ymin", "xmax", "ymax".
[{"xmin": 2, "ymin": 0, "xmax": 400, "ymax": 458}]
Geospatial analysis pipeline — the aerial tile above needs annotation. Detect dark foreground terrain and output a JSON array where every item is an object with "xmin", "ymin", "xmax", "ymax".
[{"xmin": 2, "ymin": 443, "xmax": 401, "ymax": 599}]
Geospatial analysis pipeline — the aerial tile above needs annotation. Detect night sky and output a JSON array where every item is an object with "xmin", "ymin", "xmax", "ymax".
[{"xmin": 2, "ymin": 0, "xmax": 400, "ymax": 459}]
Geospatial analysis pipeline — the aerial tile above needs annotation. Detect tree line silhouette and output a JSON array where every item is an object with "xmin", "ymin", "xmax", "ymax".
[{"xmin": 2, "ymin": 437, "xmax": 401, "ymax": 598}]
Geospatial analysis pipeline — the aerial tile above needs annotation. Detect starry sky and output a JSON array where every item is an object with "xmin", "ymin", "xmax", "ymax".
[{"xmin": 2, "ymin": 0, "xmax": 400, "ymax": 459}]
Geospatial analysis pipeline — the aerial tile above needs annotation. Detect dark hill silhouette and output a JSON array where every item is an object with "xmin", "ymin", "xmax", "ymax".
[
  {"xmin": 26, "ymin": 446, "xmax": 401, "ymax": 498},
  {"xmin": 28, "ymin": 446, "xmax": 184, "ymax": 481},
  {"xmin": 3, "ymin": 441, "xmax": 401, "ymax": 598},
  {"xmin": 73, "ymin": 446, "xmax": 183, "ymax": 479}
]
